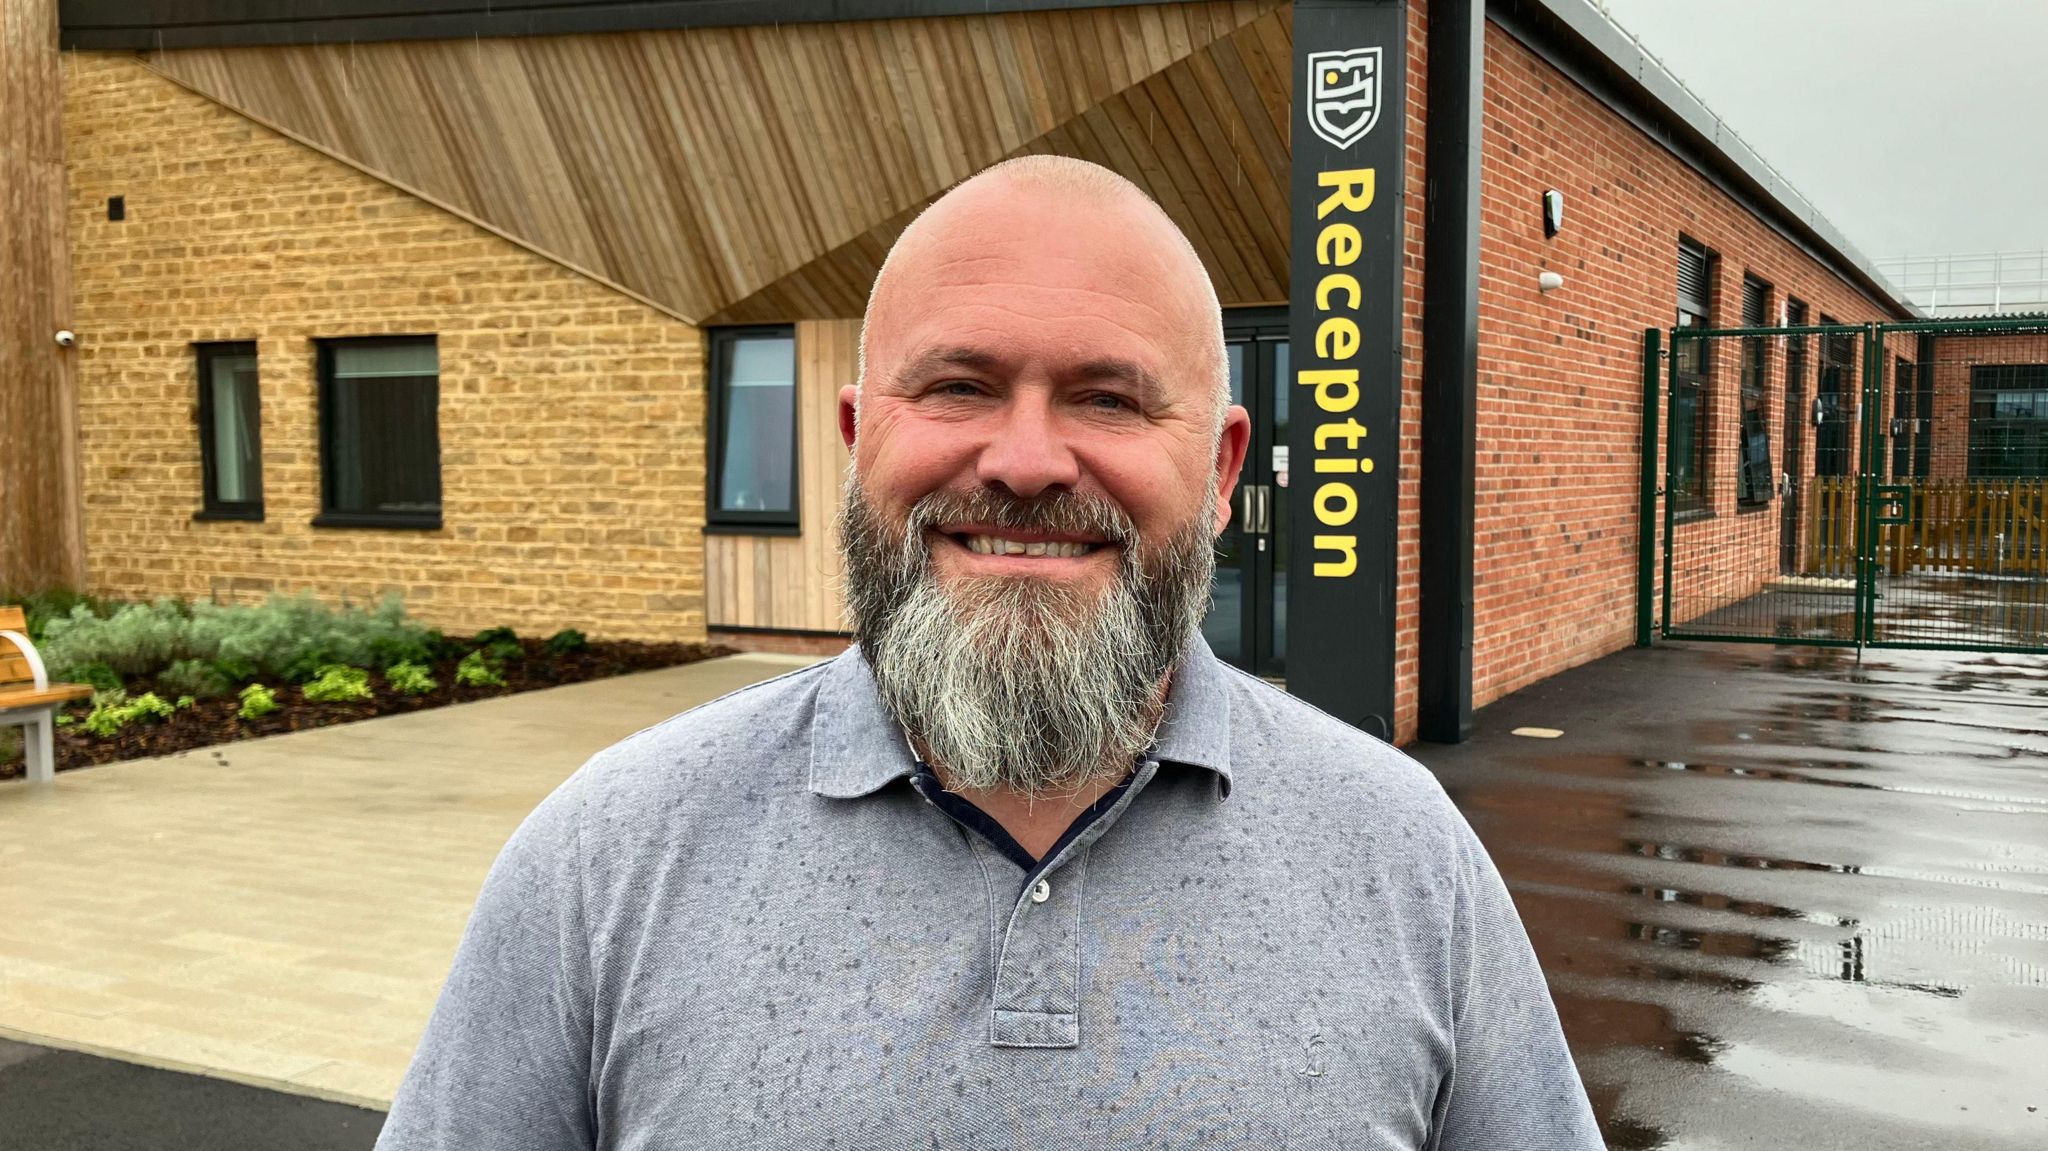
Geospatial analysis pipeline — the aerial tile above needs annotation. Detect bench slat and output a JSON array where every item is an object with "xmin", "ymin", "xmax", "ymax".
[{"xmin": 0, "ymin": 684, "xmax": 94, "ymax": 710}]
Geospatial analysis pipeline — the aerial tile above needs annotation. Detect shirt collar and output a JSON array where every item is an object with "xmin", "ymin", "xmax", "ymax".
[{"xmin": 807, "ymin": 634, "xmax": 1235, "ymax": 799}]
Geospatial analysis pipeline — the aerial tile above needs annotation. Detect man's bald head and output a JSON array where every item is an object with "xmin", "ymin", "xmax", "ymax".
[{"xmin": 856, "ymin": 155, "xmax": 1230, "ymax": 439}]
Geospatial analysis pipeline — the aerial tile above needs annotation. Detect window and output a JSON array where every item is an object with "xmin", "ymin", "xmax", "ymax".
[
  {"xmin": 1890, "ymin": 356, "xmax": 1916, "ymax": 480},
  {"xmin": 195, "ymin": 342, "xmax": 262, "ymax": 520},
  {"xmin": 315, "ymin": 337, "xmax": 442, "ymax": 529},
  {"xmin": 1969, "ymin": 365, "xmax": 2048, "ymax": 478},
  {"xmin": 1670, "ymin": 237, "xmax": 1714, "ymax": 517},
  {"xmin": 709, "ymin": 327, "xmax": 799, "ymax": 529},
  {"xmin": 1736, "ymin": 276, "xmax": 1773, "ymax": 507},
  {"xmin": 1815, "ymin": 319, "xmax": 1855, "ymax": 477}
]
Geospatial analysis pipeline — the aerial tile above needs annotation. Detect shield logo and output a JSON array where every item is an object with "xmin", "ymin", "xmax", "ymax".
[{"xmin": 1306, "ymin": 47, "xmax": 1382, "ymax": 150}]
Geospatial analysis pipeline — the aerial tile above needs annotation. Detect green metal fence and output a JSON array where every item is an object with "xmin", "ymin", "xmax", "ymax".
[{"xmin": 1639, "ymin": 315, "xmax": 2048, "ymax": 654}]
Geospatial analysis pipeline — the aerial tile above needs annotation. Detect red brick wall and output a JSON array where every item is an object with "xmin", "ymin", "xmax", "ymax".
[
  {"xmin": 1393, "ymin": 0, "xmax": 1429, "ymax": 743},
  {"xmin": 1469, "ymin": 22, "xmax": 1900, "ymax": 705},
  {"xmin": 1925, "ymin": 332, "xmax": 2048, "ymax": 479}
]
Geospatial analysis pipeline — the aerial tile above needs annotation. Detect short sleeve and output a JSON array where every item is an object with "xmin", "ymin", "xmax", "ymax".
[
  {"xmin": 1428, "ymin": 810, "xmax": 1605, "ymax": 1150},
  {"xmin": 375, "ymin": 776, "xmax": 597, "ymax": 1151}
]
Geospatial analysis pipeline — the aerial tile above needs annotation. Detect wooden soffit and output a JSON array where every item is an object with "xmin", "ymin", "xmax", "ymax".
[
  {"xmin": 711, "ymin": 3, "xmax": 1292, "ymax": 322},
  {"xmin": 145, "ymin": 0, "xmax": 1287, "ymax": 324}
]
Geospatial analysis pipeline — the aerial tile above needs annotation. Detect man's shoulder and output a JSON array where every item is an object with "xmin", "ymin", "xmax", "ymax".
[
  {"xmin": 1213, "ymin": 663, "xmax": 1452, "ymax": 811},
  {"xmin": 569, "ymin": 654, "xmax": 835, "ymax": 802}
]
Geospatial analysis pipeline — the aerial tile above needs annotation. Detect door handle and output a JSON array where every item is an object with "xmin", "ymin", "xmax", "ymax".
[
  {"xmin": 1254, "ymin": 485, "xmax": 1272, "ymax": 534},
  {"xmin": 1238, "ymin": 483, "xmax": 1256, "ymax": 533}
]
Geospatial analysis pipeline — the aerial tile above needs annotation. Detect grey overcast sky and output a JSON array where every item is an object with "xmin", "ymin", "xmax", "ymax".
[{"xmin": 1592, "ymin": 0, "xmax": 2048, "ymax": 260}]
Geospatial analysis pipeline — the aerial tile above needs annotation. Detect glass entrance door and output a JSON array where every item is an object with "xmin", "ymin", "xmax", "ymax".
[{"xmin": 1202, "ymin": 310, "xmax": 1289, "ymax": 679}]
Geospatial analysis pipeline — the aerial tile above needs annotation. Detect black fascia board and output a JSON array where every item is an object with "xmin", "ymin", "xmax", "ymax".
[
  {"xmin": 1487, "ymin": 0, "xmax": 1918, "ymax": 321},
  {"xmin": 60, "ymin": 0, "xmax": 1171, "ymax": 49}
]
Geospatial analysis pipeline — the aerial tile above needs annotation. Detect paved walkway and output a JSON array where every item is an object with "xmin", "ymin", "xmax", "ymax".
[{"xmin": 0, "ymin": 653, "xmax": 815, "ymax": 1108}]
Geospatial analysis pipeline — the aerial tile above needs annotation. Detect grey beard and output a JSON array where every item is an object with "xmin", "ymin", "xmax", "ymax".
[{"xmin": 837, "ymin": 477, "xmax": 1216, "ymax": 796}]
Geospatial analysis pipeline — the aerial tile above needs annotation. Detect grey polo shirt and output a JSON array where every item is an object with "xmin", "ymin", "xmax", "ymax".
[{"xmin": 376, "ymin": 640, "xmax": 1602, "ymax": 1149}]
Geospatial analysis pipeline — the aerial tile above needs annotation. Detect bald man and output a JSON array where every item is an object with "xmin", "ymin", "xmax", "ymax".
[{"xmin": 376, "ymin": 157, "xmax": 1601, "ymax": 1150}]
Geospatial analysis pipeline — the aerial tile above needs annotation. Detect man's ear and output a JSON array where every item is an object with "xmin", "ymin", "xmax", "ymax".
[
  {"xmin": 838, "ymin": 384, "xmax": 859, "ymax": 450},
  {"xmin": 1212, "ymin": 404, "xmax": 1253, "ymax": 534}
]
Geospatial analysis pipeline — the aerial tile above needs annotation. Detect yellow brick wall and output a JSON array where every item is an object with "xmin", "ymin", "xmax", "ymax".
[{"xmin": 61, "ymin": 55, "xmax": 707, "ymax": 642}]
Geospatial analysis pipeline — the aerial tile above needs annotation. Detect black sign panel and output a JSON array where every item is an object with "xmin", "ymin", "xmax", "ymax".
[{"xmin": 1287, "ymin": 0, "xmax": 1405, "ymax": 739}]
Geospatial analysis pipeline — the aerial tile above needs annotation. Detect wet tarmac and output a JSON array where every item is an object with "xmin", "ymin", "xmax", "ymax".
[{"xmin": 1412, "ymin": 641, "xmax": 2048, "ymax": 1150}]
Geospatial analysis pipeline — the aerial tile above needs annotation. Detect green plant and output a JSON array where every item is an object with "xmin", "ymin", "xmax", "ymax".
[
  {"xmin": 53, "ymin": 714, "xmax": 74, "ymax": 727},
  {"xmin": 79, "ymin": 691, "xmax": 176, "ymax": 738},
  {"xmin": 6, "ymin": 587, "xmax": 126, "ymax": 642},
  {"xmin": 238, "ymin": 683, "xmax": 279, "ymax": 721},
  {"xmin": 40, "ymin": 599, "xmax": 193, "ymax": 679},
  {"xmin": 157, "ymin": 658, "xmax": 231, "ymax": 700},
  {"xmin": 175, "ymin": 695, "xmax": 195, "ymax": 710},
  {"xmin": 72, "ymin": 661, "xmax": 124, "ymax": 696},
  {"xmin": 301, "ymin": 664, "xmax": 374, "ymax": 703},
  {"xmin": 542, "ymin": 628, "xmax": 589, "ymax": 655},
  {"xmin": 473, "ymin": 626, "xmax": 523, "ymax": 665},
  {"xmin": 385, "ymin": 660, "xmax": 437, "ymax": 696},
  {"xmin": 455, "ymin": 650, "xmax": 507, "ymax": 688}
]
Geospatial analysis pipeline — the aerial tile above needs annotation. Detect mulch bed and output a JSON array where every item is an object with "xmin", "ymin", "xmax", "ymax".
[{"xmin": 0, "ymin": 637, "xmax": 732, "ymax": 780}]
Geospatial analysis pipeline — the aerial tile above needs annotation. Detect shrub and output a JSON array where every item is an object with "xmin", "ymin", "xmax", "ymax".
[
  {"xmin": 190, "ymin": 591, "xmax": 435, "ymax": 683},
  {"xmin": 473, "ymin": 626, "xmax": 523, "ymax": 665},
  {"xmin": 455, "ymin": 650, "xmax": 507, "ymax": 688},
  {"xmin": 175, "ymin": 695, "xmax": 195, "ymax": 710},
  {"xmin": 158, "ymin": 658, "xmax": 231, "ymax": 700},
  {"xmin": 72, "ymin": 661, "xmax": 124, "ymax": 696},
  {"xmin": 542, "ymin": 628, "xmax": 589, "ymax": 655},
  {"xmin": 7, "ymin": 587, "xmax": 126, "ymax": 642},
  {"xmin": 40, "ymin": 600, "xmax": 193, "ymax": 679},
  {"xmin": 301, "ymin": 664, "xmax": 373, "ymax": 704},
  {"xmin": 238, "ymin": 683, "xmax": 279, "ymax": 721},
  {"xmin": 79, "ymin": 691, "xmax": 176, "ymax": 738},
  {"xmin": 37, "ymin": 590, "xmax": 436, "ymax": 686},
  {"xmin": 385, "ymin": 661, "xmax": 437, "ymax": 696}
]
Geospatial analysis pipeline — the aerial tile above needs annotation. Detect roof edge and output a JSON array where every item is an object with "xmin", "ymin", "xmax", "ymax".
[
  {"xmin": 1493, "ymin": 0, "xmax": 1920, "ymax": 319},
  {"xmin": 58, "ymin": 0, "xmax": 1177, "ymax": 50}
]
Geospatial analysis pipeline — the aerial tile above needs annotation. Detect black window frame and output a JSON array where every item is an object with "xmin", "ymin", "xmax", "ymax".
[
  {"xmin": 1890, "ymin": 355, "xmax": 1916, "ymax": 480},
  {"xmin": 1968, "ymin": 364, "xmax": 2048, "ymax": 479},
  {"xmin": 1735, "ymin": 275, "xmax": 1773, "ymax": 509},
  {"xmin": 706, "ymin": 325, "xmax": 801, "ymax": 533},
  {"xmin": 313, "ymin": 334, "xmax": 444, "ymax": 531},
  {"xmin": 1670, "ymin": 237, "xmax": 1716, "ymax": 520},
  {"xmin": 193, "ymin": 340, "xmax": 265, "ymax": 522}
]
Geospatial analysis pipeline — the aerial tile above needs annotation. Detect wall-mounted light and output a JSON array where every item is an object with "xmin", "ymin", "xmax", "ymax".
[
  {"xmin": 1538, "ymin": 271, "xmax": 1564, "ymax": 293},
  {"xmin": 1542, "ymin": 189, "xmax": 1564, "ymax": 238}
]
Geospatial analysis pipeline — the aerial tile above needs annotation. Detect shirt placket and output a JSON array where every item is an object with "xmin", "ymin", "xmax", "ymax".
[{"xmin": 984, "ymin": 758, "xmax": 1160, "ymax": 1049}]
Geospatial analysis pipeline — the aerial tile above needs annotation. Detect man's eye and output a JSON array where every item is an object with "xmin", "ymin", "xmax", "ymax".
[
  {"xmin": 1087, "ymin": 393, "xmax": 1134, "ymax": 411},
  {"xmin": 939, "ymin": 381, "xmax": 982, "ymax": 397}
]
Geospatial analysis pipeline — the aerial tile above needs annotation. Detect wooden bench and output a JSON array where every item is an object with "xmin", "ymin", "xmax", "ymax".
[{"xmin": 1, "ymin": 605, "xmax": 94, "ymax": 784}]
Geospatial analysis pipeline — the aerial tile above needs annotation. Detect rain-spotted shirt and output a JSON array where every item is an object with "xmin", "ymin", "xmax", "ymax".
[{"xmin": 375, "ymin": 639, "xmax": 1602, "ymax": 1150}]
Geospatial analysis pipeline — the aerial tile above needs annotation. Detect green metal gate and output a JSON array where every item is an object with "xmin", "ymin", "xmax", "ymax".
[{"xmin": 1640, "ymin": 315, "xmax": 2048, "ymax": 653}]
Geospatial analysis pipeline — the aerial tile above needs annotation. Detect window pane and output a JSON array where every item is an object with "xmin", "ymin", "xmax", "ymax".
[
  {"xmin": 206, "ymin": 350, "xmax": 259, "ymax": 505},
  {"xmin": 326, "ymin": 339, "xmax": 440, "ymax": 516},
  {"xmin": 718, "ymin": 334, "xmax": 797, "ymax": 515}
]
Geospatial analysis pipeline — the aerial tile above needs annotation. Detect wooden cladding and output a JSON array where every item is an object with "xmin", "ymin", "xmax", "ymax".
[
  {"xmin": 704, "ymin": 319, "xmax": 857, "ymax": 631},
  {"xmin": 147, "ymin": 1, "xmax": 1285, "ymax": 325},
  {"xmin": 1, "ymin": 0, "xmax": 86, "ymax": 594}
]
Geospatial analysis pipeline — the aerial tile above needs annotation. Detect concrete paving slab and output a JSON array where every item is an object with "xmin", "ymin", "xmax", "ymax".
[{"xmin": 0, "ymin": 653, "xmax": 815, "ymax": 1108}]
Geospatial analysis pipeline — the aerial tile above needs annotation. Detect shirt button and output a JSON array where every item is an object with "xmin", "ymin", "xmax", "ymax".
[{"xmin": 1030, "ymin": 878, "xmax": 1052, "ymax": 904}]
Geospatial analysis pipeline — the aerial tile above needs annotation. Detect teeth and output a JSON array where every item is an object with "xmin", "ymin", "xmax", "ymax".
[{"xmin": 965, "ymin": 536, "xmax": 1094, "ymax": 558}]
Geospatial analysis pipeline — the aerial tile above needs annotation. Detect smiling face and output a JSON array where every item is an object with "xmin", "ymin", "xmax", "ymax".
[
  {"xmin": 843, "ymin": 163, "xmax": 1249, "ymax": 600},
  {"xmin": 836, "ymin": 158, "xmax": 1250, "ymax": 794}
]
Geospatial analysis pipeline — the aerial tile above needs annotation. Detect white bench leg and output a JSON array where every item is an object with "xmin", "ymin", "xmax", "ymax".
[{"xmin": 24, "ymin": 707, "xmax": 55, "ymax": 785}]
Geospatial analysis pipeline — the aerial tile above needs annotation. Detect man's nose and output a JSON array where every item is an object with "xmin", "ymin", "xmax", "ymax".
[{"xmin": 975, "ymin": 392, "xmax": 1081, "ymax": 498}]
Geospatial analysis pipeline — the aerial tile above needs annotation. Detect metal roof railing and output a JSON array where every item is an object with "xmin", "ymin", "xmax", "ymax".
[{"xmin": 1873, "ymin": 251, "xmax": 2048, "ymax": 317}]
